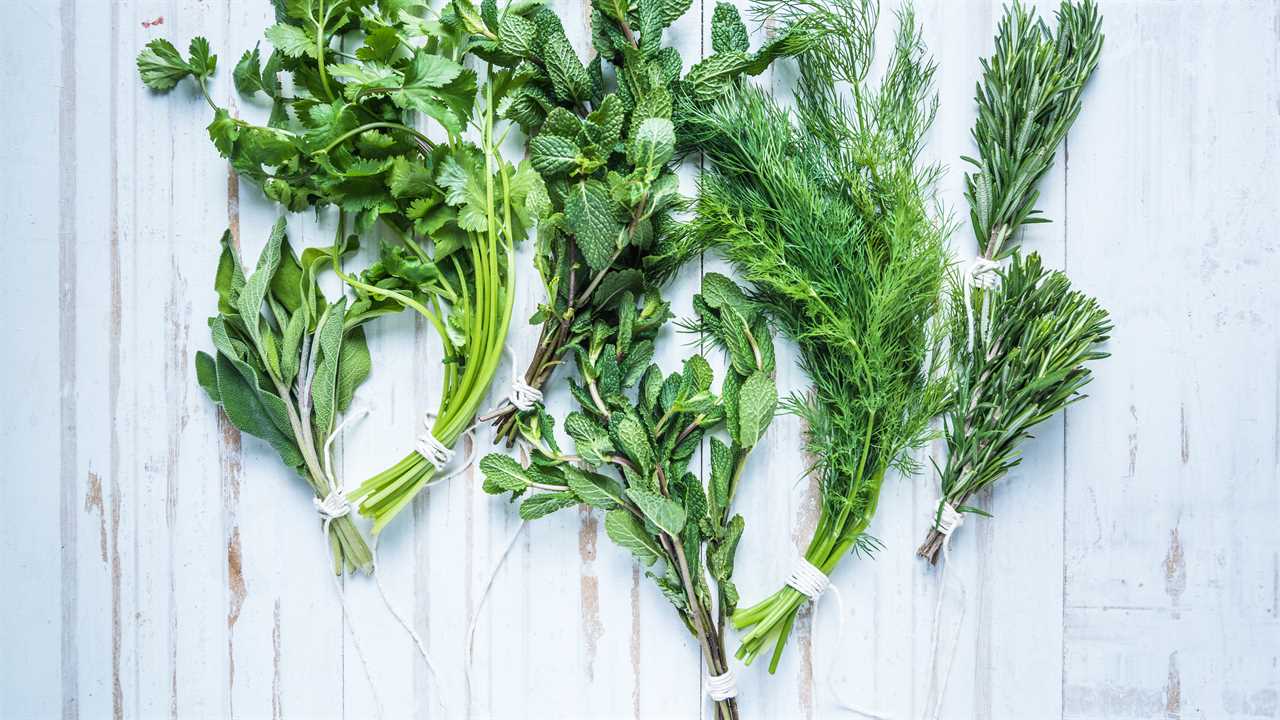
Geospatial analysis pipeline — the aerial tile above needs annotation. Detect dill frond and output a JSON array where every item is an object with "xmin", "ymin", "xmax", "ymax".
[{"xmin": 683, "ymin": 0, "xmax": 951, "ymax": 670}]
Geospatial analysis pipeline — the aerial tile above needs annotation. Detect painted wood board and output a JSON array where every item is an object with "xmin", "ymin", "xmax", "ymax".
[{"xmin": 2, "ymin": 0, "xmax": 1278, "ymax": 718}]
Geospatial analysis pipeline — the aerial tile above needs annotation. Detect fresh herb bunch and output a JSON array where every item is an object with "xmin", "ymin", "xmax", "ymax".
[
  {"xmin": 965, "ymin": 0, "xmax": 1103, "ymax": 260},
  {"xmin": 676, "ymin": 0, "xmax": 950, "ymax": 670},
  {"xmin": 918, "ymin": 0, "xmax": 1109, "ymax": 563},
  {"xmin": 480, "ymin": 0, "xmax": 807, "ymax": 446},
  {"xmin": 479, "ymin": 274, "xmax": 778, "ymax": 720},
  {"xmin": 195, "ymin": 221, "xmax": 377, "ymax": 574},
  {"xmin": 138, "ymin": 0, "xmax": 551, "ymax": 533}
]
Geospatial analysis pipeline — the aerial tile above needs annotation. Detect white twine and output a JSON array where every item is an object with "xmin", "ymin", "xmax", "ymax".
[
  {"xmin": 415, "ymin": 412, "xmax": 478, "ymax": 483},
  {"xmin": 963, "ymin": 256, "xmax": 1003, "ymax": 354},
  {"xmin": 508, "ymin": 376, "xmax": 543, "ymax": 412},
  {"xmin": 464, "ymin": 519, "xmax": 528, "ymax": 705},
  {"xmin": 318, "ymin": 406, "xmax": 451, "ymax": 717},
  {"xmin": 924, "ymin": 502, "xmax": 968, "ymax": 720},
  {"xmin": 706, "ymin": 669, "xmax": 738, "ymax": 701},
  {"xmin": 786, "ymin": 557, "xmax": 831, "ymax": 599},
  {"xmin": 314, "ymin": 407, "xmax": 384, "ymax": 720},
  {"xmin": 370, "ymin": 534, "xmax": 450, "ymax": 717}
]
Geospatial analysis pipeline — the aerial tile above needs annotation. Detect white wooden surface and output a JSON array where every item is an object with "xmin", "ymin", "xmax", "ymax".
[{"xmin": 3, "ymin": 0, "xmax": 1279, "ymax": 718}]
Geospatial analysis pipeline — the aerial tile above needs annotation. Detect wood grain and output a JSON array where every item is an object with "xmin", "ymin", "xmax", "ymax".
[{"xmin": 3, "ymin": 0, "xmax": 1278, "ymax": 718}]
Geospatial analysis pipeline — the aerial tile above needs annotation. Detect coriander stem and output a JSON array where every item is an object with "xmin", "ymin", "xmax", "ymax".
[{"xmin": 315, "ymin": 122, "xmax": 437, "ymax": 155}]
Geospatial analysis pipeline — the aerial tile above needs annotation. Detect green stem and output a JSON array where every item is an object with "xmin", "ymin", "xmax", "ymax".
[{"xmin": 315, "ymin": 122, "xmax": 437, "ymax": 155}]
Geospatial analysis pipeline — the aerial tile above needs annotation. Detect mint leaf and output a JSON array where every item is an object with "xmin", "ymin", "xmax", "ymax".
[
  {"xmin": 626, "ymin": 487, "xmax": 686, "ymax": 537},
  {"xmin": 737, "ymin": 370, "xmax": 777, "ymax": 447},
  {"xmin": 604, "ymin": 509, "xmax": 662, "ymax": 566},
  {"xmin": 565, "ymin": 179, "xmax": 621, "ymax": 271},
  {"xmin": 528, "ymin": 134, "xmax": 580, "ymax": 176}
]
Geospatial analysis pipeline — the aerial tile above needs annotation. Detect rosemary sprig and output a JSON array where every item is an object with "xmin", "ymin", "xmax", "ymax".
[
  {"xmin": 479, "ymin": 274, "xmax": 779, "ymax": 720},
  {"xmin": 919, "ymin": 0, "xmax": 1111, "ymax": 562},
  {"xmin": 679, "ymin": 0, "xmax": 950, "ymax": 671}
]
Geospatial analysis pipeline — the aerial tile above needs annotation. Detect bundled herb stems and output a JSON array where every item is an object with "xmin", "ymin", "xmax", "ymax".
[
  {"xmin": 677, "ymin": 0, "xmax": 950, "ymax": 670},
  {"xmin": 195, "ymin": 222, "xmax": 377, "ymax": 574},
  {"xmin": 919, "ymin": 0, "xmax": 1111, "ymax": 563},
  {"xmin": 479, "ymin": 274, "xmax": 779, "ymax": 720},
  {"xmin": 139, "ymin": 0, "xmax": 549, "ymax": 534}
]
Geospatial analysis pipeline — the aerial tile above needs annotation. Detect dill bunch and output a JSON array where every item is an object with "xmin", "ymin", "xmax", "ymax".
[
  {"xmin": 679, "ymin": 0, "xmax": 950, "ymax": 670},
  {"xmin": 919, "ymin": 0, "xmax": 1110, "ymax": 562}
]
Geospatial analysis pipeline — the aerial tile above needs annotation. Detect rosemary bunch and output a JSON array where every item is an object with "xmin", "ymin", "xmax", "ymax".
[
  {"xmin": 479, "ymin": 274, "xmax": 779, "ymax": 720},
  {"xmin": 480, "ymin": 0, "xmax": 808, "ymax": 446},
  {"xmin": 918, "ymin": 0, "xmax": 1109, "ymax": 562},
  {"xmin": 196, "ymin": 222, "xmax": 377, "ymax": 574},
  {"xmin": 139, "ymin": 0, "xmax": 550, "ymax": 533},
  {"xmin": 678, "ymin": 0, "xmax": 950, "ymax": 670}
]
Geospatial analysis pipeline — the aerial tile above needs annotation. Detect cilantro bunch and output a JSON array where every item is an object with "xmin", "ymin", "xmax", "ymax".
[
  {"xmin": 138, "ymin": 0, "xmax": 552, "ymax": 534},
  {"xmin": 196, "ymin": 221, "xmax": 377, "ymax": 574},
  {"xmin": 478, "ymin": 0, "xmax": 808, "ymax": 446},
  {"xmin": 479, "ymin": 274, "xmax": 777, "ymax": 720}
]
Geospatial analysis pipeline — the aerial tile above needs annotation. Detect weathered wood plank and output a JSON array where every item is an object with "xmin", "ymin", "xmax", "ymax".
[{"xmin": 1061, "ymin": 2, "xmax": 1280, "ymax": 719}]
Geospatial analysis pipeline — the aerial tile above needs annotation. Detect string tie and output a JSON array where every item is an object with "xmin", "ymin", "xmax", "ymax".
[
  {"xmin": 963, "ymin": 255, "xmax": 1003, "ymax": 353},
  {"xmin": 313, "ymin": 489, "xmax": 351, "ymax": 521},
  {"xmin": 786, "ymin": 557, "xmax": 830, "ymax": 600},
  {"xmin": 508, "ymin": 377, "xmax": 543, "ymax": 411},
  {"xmin": 415, "ymin": 416, "xmax": 455, "ymax": 471},
  {"xmin": 934, "ymin": 503, "xmax": 964, "ymax": 538},
  {"xmin": 706, "ymin": 669, "xmax": 738, "ymax": 701}
]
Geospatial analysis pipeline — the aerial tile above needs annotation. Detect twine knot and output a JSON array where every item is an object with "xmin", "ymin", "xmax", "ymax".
[
  {"xmin": 934, "ymin": 503, "xmax": 964, "ymax": 536},
  {"xmin": 966, "ymin": 256, "xmax": 1002, "ymax": 290},
  {"xmin": 787, "ymin": 557, "xmax": 830, "ymax": 600},
  {"xmin": 508, "ymin": 377, "xmax": 544, "ymax": 411},
  {"xmin": 706, "ymin": 669, "xmax": 738, "ymax": 701},
  {"xmin": 314, "ymin": 489, "xmax": 351, "ymax": 521},
  {"xmin": 416, "ymin": 415, "xmax": 455, "ymax": 471}
]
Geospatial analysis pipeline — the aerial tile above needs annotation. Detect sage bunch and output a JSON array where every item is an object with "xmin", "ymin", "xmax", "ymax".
[
  {"xmin": 918, "ymin": 0, "xmax": 1111, "ymax": 562},
  {"xmin": 195, "ymin": 222, "xmax": 376, "ymax": 574},
  {"xmin": 480, "ymin": 0, "xmax": 808, "ymax": 446},
  {"xmin": 676, "ymin": 0, "xmax": 950, "ymax": 670},
  {"xmin": 479, "ymin": 274, "xmax": 779, "ymax": 720}
]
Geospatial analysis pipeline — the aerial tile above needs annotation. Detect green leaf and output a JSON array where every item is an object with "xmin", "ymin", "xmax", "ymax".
[
  {"xmin": 543, "ymin": 33, "xmax": 591, "ymax": 103},
  {"xmin": 388, "ymin": 156, "xmax": 437, "ymax": 198},
  {"xmin": 564, "ymin": 179, "xmax": 621, "ymax": 272},
  {"xmin": 310, "ymin": 300, "xmax": 346, "ymax": 438},
  {"xmin": 214, "ymin": 351, "xmax": 303, "ymax": 468},
  {"xmin": 498, "ymin": 13, "xmax": 537, "ymax": 57},
  {"xmin": 737, "ymin": 369, "xmax": 777, "ymax": 447},
  {"xmin": 187, "ymin": 37, "xmax": 217, "ymax": 77},
  {"xmin": 394, "ymin": 54, "xmax": 475, "ymax": 135},
  {"xmin": 519, "ymin": 491, "xmax": 579, "ymax": 520},
  {"xmin": 564, "ymin": 465, "xmax": 627, "ymax": 510},
  {"xmin": 265, "ymin": 23, "xmax": 316, "ymax": 59},
  {"xmin": 710, "ymin": 2, "xmax": 749, "ymax": 53},
  {"xmin": 604, "ymin": 509, "xmax": 662, "ymax": 566},
  {"xmin": 564, "ymin": 411, "xmax": 614, "ymax": 465},
  {"xmin": 528, "ymin": 134, "xmax": 580, "ymax": 176},
  {"xmin": 335, "ymin": 326, "xmax": 371, "ymax": 412},
  {"xmin": 234, "ymin": 47, "xmax": 265, "ymax": 95},
  {"xmin": 195, "ymin": 351, "xmax": 220, "ymax": 402},
  {"xmin": 708, "ymin": 436, "xmax": 732, "ymax": 515},
  {"xmin": 214, "ymin": 230, "xmax": 245, "ymax": 315},
  {"xmin": 237, "ymin": 219, "xmax": 287, "ymax": 359},
  {"xmin": 626, "ymin": 487, "xmax": 686, "ymax": 536},
  {"xmin": 611, "ymin": 412, "xmax": 655, "ymax": 477},
  {"xmin": 279, "ymin": 309, "xmax": 305, "ymax": 385},
  {"xmin": 709, "ymin": 514, "xmax": 744, "ymax": 581},
  {"xmin": 479, "ymin": 453, "xmax": 531, "ymax": 493},
  {"xmin": 627, "ymin": 117, "xmax": 675, "ymax": 173},
  {"xmin": 137, "ymin": 39, "xmax": 192, "ymax": 91}
]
